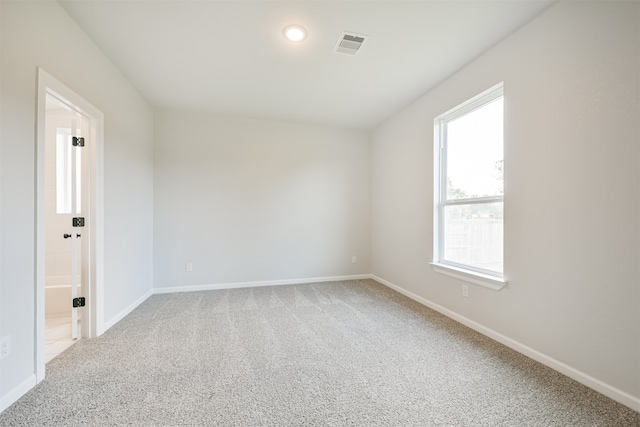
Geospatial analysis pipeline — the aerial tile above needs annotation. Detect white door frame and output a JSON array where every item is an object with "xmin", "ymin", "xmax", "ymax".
[{"xmin": 35, "ymin": 68, "xmax": 105, "ymax": 382}]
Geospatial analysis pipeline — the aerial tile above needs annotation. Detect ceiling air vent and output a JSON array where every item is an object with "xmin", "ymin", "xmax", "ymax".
[{"xmin": 334, "ymin": 32, "xmax": 367, "ymax": 56}]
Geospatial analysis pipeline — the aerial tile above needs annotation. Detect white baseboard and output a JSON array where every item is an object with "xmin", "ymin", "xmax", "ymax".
[
  {"xmin": 370, "ymin": 274, "xmax": 640, "ymax": 413},
  {"xmin": 102, "ymin": 288, "xmax": 154, "ymax": 333},
  {"xmin": 153, "ymin": 274, "xmax": 372, "ymax": 295},
  {"xmin": 0, "ymin": 374, "xmax": 36, "ymax": 413}
]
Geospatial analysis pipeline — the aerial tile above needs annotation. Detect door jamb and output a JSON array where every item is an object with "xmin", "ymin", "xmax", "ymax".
[{"xmin": 35, "ymin": 68, "xmax": 105, "ymax": 382}]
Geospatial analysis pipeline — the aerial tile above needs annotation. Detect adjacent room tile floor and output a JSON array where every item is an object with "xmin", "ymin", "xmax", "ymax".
[{"xmin": 45, "ymin": 316, "xmax": 76, "ymax": 363}]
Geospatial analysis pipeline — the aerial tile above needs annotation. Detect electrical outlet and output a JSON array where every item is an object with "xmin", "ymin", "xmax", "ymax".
[
  {"xmin": 186, "ymin": 263, "xmax": 193, "ymax": 272},
  {"xmin": 352, "ymin": 256, "xmax": 357, "ymax": 264},
  {"xmin": 462, "ymin": 285, "xmax": 469, "ymax": 298},
  {"xmin": 0, "ymin": 336, "xmax": 10, "ymax": 360}
]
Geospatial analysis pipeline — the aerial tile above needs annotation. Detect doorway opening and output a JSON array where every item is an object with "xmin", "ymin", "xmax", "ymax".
[
  {"xmin": 44, "ymin": 95, "xmax": 85, "ymax": 361},
  {"xmin": 36, "ymin": 69, "xmax": 104, "ymax": 382}
]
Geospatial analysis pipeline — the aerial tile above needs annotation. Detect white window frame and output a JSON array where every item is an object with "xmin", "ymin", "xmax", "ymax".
[{"xmin": 431, "ymin": 83, "xmax": 507, "ymax": 291}]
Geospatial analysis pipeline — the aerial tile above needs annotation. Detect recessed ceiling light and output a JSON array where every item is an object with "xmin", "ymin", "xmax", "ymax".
[{"xmin": 283, "ymin": 25, "xmax": 306, "ymax": 42}]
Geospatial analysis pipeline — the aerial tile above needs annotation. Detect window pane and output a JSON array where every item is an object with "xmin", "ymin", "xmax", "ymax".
[
  {"xmin": 444, "ymin": 203, "xmax": 503, "ymax": 274},
  {"xmin": 55, "ymin": 128, "xmax": 81, "ymax": 214},
  {"xmin": 446, "ymin": 98, "xmax": 503, "ymax": 200},
  {"xmin": 56, "ymin": 128, "xmax": 71, "ymax": 214}
]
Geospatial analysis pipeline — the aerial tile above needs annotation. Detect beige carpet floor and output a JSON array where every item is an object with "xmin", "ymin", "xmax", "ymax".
[{"xmin": 1, "ymin": 279, "xmax": 638, "ymax": 426}]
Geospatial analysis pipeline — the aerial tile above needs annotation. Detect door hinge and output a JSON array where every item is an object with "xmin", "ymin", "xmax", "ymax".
[
  {"xmin": 72, "ymin": 136, "xmax": 85, "ymax": 147},
  {"xmin": 72, "ymin": 297, "xmax": 85, "ymax": 308},
  {"xmin": 72, "ymin": 217, "xmax": 85, "ymax": 227}
]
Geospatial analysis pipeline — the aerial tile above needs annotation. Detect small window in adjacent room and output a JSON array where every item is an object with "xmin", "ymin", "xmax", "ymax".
[
  {"xmin": 56, "ymin": 128, "xmax": 81, "ymax": 214},
  {"xmin": 432, "ymin": 83, "xmax": 506, "ymax": 289}
]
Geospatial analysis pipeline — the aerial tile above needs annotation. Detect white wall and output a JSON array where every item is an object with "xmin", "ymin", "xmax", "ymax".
[
  {"xmin": 371, "ymin": 0, "xmax": 639, "ymax": 406},
  {"xmin": 0, "ymin": 0, "xmax": 154, "ymax": 407},
  {"xmin": 154, "ymin": 111, "xmax": 370, "ymax": 290}
]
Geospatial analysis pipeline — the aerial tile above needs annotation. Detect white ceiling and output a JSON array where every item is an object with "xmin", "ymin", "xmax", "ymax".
[{"xmin": 59, "ymin": 0, "xmax": 554, "ymax": 130}]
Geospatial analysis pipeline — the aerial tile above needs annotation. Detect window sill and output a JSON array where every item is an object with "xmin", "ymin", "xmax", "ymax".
[{"xmin": 430, "ymin": 263, "xmax": 508, "ymax": 291}]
